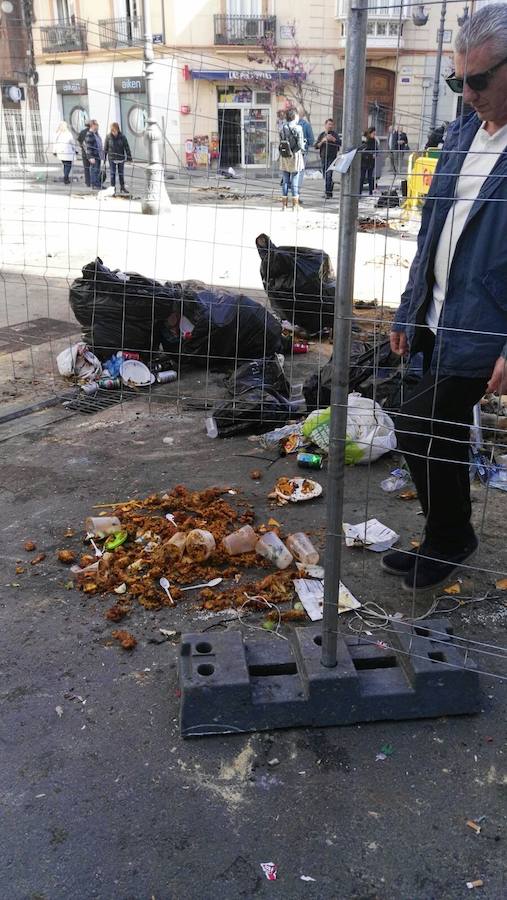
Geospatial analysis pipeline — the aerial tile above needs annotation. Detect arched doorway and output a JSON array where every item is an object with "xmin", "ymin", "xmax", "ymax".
[{"xmin": 333, "ymin": 67, "xmax": 395, "ymax": 141}]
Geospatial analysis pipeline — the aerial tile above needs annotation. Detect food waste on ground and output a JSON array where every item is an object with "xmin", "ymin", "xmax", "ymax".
[{"xmin": 56, "ymin": 485, "xmax": 315, "ymax": 647}]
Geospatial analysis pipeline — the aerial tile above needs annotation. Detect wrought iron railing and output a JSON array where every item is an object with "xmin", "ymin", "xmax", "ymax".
[
  {"xmin": 214, "ymin": 14, "xmax": 276, "ymax": 46},
  {"xmin": 40, "ymin": 19, "xmax": 88, "ymax": 53},
  {"xmin": 98, "ymin": 16, "xmax": 144, "ymax": 49}
]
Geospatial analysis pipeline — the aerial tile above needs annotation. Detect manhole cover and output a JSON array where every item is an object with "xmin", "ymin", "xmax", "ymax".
[{"xmin": 0, "ymin": 318, "xmax": 80, "ymax": 355}]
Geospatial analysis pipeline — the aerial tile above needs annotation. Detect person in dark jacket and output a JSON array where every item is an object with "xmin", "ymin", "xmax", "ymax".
[
  {"xmin": 424, "ymin": 122, "xmax": 448, "ymax": 150},
  {"xmin": 315, "ymin": 118, "xmax": 341, "ymax": 198},
  {"xmin": 104, "ymin": 122, "xmax": 132, "ymax": 195},
  {"xmin": 84, "ymin": 120, "xmax": 104, "ymax": 190},
  {"xmin": 77, "ymin": 121, "xmax": 90, "ymax": 187},
  {"xmin": 383, "ymin": 3, "xmax": 507, "ymax": 592},
  {"xmin": 359, "ymin": 126, "xmax": 379, "ymax": 195}
]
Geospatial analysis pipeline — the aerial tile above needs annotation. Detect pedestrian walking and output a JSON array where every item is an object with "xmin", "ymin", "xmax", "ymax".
[
  {"xmin": 53, "ymin": 121, "xmax": 77, "ymax": 185},
  {"xmin": 315, "ymin": 118, "xmax": 341, "ymax": 198},
  {"xmin": 359, "ymin": 126, "xmax": 379, "ymax": 195},
  {"xmin": 104, "ymin": 122, "xmax": 132, "ymax": 195},
  {"xmin": 278, "ymin": 108, "xmax": 305, "ymax": 210},
  {"xmin": 384, "ymin": 2, "xmax": 507, "ymax": 592},
  {"xmin": 77, "ymin": 121, "xmax": 91, "ymax": 187},
  {"xmin": 298, "ymin": 111, "xmax": 315, "ymax": 201},
  {"xmin": 84, "ymin": 120, "xmax": 104, "ymax": 190}
]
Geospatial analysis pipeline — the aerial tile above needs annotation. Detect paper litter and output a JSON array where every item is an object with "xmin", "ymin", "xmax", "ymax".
[
  {"xmin": 293, "ymin": 578, "xmax": 360, "ymax": 621},
  {"xmin": 343, "ymin": 518, "xmax": 399, "ymax": 552}
]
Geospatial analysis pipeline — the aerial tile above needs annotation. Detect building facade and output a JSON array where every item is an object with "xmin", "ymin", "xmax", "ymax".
[{"xmin": 2, "ymin": 0, "xmax": 475, "ymax": 168}]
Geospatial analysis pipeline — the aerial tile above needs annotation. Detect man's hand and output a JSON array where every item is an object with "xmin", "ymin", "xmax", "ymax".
[
  {"xmin": 327, "ymin": 135, "xmax": 336, "ymax": 143},
  {"xmin": 486, "ymin": 356, "xmax": 507, "ymax": 394},
  {"xmin": 390, "ymin": 330, "xmax": 408, "ymax": 356}
]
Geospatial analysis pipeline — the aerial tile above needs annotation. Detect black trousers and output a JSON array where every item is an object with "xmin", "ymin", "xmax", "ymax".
[
  {"xmin": 395, "ymin": 332, "xmax": 487, "ymax": 551},
  {"xmin": 360, "ymin": 161, "xmax": 375, "ymax": 195}
]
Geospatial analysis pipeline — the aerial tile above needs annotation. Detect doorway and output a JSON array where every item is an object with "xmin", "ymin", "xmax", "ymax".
[
  {"xmin": 119, "ymin": 92, "xmax": 147, "ymax": 161},
  {"xmin": 218, "ymin": 108, "xmax": 241, "ymax": 168},
  {"xmin": 61, "ymin": 94, "xmax": 89, "ymax": 136},
  {"xmin": 334, "ymin": 66, "xmax": 395, "ymax": 139}
]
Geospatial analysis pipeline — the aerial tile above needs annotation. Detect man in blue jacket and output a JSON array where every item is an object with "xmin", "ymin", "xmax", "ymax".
[{"xmin": 383, "ymin": 3, "xmax": 507, "ymax": 592}]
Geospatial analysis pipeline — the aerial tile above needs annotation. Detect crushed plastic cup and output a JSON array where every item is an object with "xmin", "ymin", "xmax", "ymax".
[
  {"xmin": 223, "ymin": 525, "xmax": 258, "ymax": 555},
  {"xmin": 166, "ymin": 532, "xmax": 187, "ymax": 561},
  {"xmin": 256, "ymin": 532, "xmax": 293, "ymax": 570},
  {"xmin": 380, "ymin": 469, "xmax": 410, "ymax": 493},
  {"xmin": 286, "ymin": 533, "xmax": 319, "ymax": 565},
  {"xmin": 185, "ymin": 529, "xmax": 216, "ymax": 562},
  {"xmin": 85, "ymin": 516, "xmax": 122, "ymax": 537}
]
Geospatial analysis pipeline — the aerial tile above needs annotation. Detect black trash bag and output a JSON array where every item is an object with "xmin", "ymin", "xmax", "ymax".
[
  {"xmin": 256, "ymin": 233, "xmax": 336, "ymax": 334},
  {"xmin": 376, "ymin": 190, "xmax": 400, "ymax": 209},
  {"xmin": 213, "ymin": 387, "xmax": 293, "ymax": 438},
  {"xmin": 223, "ymin": 356, "xmax": 290, "ymax": 399},
  {"xmin": 303, "ymin": 339, "xmax": 421, "ymax": 413},
  {"xmin": 161, "ymin": 282, "xmax": 281, "ymax": 368},
  {"xmin": 69, "ymin": 258, "xmax": 180, "ymax": 361}
]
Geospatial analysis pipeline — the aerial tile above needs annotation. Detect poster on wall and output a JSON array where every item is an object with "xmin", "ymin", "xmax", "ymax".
[
  {"xmin": 193, "ymin": 135, "xmax": 209, "ymax": 166},
  {"xmin": 185, "ymin": 139, "xmax": 196, "ymax": 168},
  {"xmin": 210, "ymin": 132, "xmax": 219, "ymax": 160}
]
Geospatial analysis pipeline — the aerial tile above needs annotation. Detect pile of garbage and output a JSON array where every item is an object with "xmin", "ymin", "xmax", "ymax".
[
  {"xmin": 55, "ymin": 485, "xmax": 334, "ymax": 645},
  {"xmin": 61, "ymin": 258, "xmax": 283, "ymax": 390},
  {"xmin": 251, "ymin": 392, "xmax": 396, "ymax": 465}
]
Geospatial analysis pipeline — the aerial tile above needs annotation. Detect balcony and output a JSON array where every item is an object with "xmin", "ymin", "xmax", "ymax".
[
  {"xmin": 336, "ymin": 0, "xmax": 408, "ymax": 48},
  {"xmin": 40, "ymin": 19, "xmax": 88, "ymax": 54},
  {"xmin": 98, "ymin": 16, "xmax": 144, "ymax": 49},
  {"xmin": 214, "ymin": 15, "xmax": 276, "ymax": 47}
]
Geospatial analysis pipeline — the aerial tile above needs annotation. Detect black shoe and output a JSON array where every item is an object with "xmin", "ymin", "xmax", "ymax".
[
  {"xmin": 325, "ymin": 192, "xmax": 333, "ymax": 199},
  {"xmin": 381, "ymin": 547, "xmax": 419, "ymax": 575},
  {"xmin": 64, "ymin": 178, "xmax": 70, "ymax": 184},
  {"xmin": 402, "ymin": 538, "xmax": 478, "ymax": 593}
]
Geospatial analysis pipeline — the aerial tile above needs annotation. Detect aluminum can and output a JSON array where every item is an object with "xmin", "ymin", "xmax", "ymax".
[
  {"xmin": 156, "ymin": 370, "xmax": 178, "ymax": 384},
  {"xmin": 297, "ymin": 451, "xmax": 323, "ymax": 470}
]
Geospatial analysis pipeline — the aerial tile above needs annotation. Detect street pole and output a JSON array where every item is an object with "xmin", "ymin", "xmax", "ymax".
[
  {"xmin": 321, "ymin": 0, "xmax": 368, "ymax": 668},
  {"xmin": 141, "ymin": 0, "xmax": 171, "ymax": 214},
  {"xmin": 430, "ymin": 0, "xmax": 447, "ymax": 131}
]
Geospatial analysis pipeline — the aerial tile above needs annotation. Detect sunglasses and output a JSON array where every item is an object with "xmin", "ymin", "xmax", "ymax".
[{"xmin": 445, "ymin": 56, "xmax": 507, "ymax": 93}]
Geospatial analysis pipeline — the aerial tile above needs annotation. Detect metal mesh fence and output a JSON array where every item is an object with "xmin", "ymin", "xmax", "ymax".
[{"xmin": 0, "ymin": 0, "xmax": 506, "ymax": 685}]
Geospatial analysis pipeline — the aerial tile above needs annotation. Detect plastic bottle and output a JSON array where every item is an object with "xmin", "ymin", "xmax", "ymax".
[
  {"xmin": 380, "ymin": 468, "xmax": 410, "ymax": 493},
  {"xmin": 205, "ymin": 416, "xmax": 218, "ymax": 438},
  {"xmin": 85, "ymin": 516, "xmax": 122, "ymax": 536},
  {"xmin": 166, "ymin": 531, "xmax": 187, "ymax": 561},
  {"xmin": 223, "ymin": 525, "xmax": 258, "ymax": 555},
  {"xmin": 185, "ymin": 529, "xmax": 216, "ymax": 561},
  {"xmin": 286, "ymin": 533, "xmax": 320, "ymax": 566},
  {"xmin": 256, "ymin": 532, "xmax": 293, "ymax": 570},
  {"xmin": 289, "ymin": 382, "xmax": 306, "ymax": 415}
]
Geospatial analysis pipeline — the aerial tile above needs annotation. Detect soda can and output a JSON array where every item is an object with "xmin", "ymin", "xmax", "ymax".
[
  {"xmin": 297, "ymin": 451, "xmax": 323, "ymax": 470},
  {"xmin": 98, "ymin": 377, "xmax": 122, "ymax": 390},
  {"xmin": 293, "ymin": 341, "xmax": 309, "ymax": 354},
  {"xmin": 156, "ymin": 370, "xmax": 178, "ymax": 384}
]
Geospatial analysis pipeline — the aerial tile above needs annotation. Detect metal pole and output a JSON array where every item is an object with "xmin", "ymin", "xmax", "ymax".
[
  {"xmin": 141, "ymin": 0, "xmax": 171, "ymax": 214},
  {"xmin": 430, "ymin": 0, "xmax": 447, "ymax": 131},
  {"xmin": 321, "ymin": 0, "xmax": 368, "ymax": 668}
]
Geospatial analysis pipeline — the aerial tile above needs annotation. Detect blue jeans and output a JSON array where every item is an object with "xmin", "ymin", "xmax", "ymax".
[
  {"xmin": 281, "ymin": 170, "xmax": 300, "ymax": 197},
  {"xmin": 110, "ymin": 161, "xmax": 125, "ymax": 189},
  {"xmin": 90, "ymin": 159, "xmax": 102, "ymax": 189},
  {"xmin": 62, "ymin": 160, "xmax": 72, "ymax": 182},
  {"xmin": 322, "ymin": 161, "xmax": 334, "ymax": 196}
]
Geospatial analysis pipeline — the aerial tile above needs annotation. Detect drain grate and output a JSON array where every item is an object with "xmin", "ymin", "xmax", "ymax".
[{"xmin": 63, "ymin": 388, "xmax": 137, "ymax": 414}]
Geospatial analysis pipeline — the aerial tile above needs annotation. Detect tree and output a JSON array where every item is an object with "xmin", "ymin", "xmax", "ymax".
[{"xmin": 246, "ymin": 23, "xmax": 315, "ymax": 120}]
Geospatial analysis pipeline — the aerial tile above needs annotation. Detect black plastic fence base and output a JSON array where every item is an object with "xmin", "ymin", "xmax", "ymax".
[{"xmin": 178, "ymin": 619, "xmax": 480, "ymax": 738}]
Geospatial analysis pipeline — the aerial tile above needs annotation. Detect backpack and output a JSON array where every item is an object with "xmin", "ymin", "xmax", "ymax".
[{"xmin": 278, "ymin": 124, "xmax": 300, "ymax": 159}]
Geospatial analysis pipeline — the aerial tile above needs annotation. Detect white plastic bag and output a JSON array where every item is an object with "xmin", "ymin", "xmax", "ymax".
[
  {"xmin": 57, "ymin": 342, "xmax": 102, "ymax": 381},
  {"xmin": 346, "ymin": 392, "xmax": 396, "ymax": 464}
]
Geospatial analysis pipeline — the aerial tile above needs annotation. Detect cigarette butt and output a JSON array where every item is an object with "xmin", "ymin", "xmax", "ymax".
[
  {"xmin": 466, "ymin": 879, "xmax": 484, "ymax": 889},
  {"xmin": 466, "ymin": 819, "xmax": 481, "ymax": 834}
]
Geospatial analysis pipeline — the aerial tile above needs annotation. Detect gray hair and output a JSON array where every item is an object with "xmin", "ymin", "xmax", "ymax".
[{"xmin": 455, "ymin": 3, "xmax": 507, "ymax": 57}]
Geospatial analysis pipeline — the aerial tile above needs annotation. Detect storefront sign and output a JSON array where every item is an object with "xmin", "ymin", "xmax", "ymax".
[
  {"xmin": 56, "ymin": 79, "xmax": 88, "ymax": 95},
  {"xmin": 191, "ymin": 69, "xmax": 305, "ymax": 82},
  {"xmin": 113, "ymin": 76, "xmax": 146, "ymax": 94}
]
